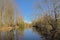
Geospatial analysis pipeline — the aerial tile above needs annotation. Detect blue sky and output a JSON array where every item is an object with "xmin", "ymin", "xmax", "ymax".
[
  {"xmin": 15, "ymin": 0, "xmax": 48, "ymax": 23},
  {"xmin": 15, "ymin": 0, "xmax": 36, "ymax": 23}
]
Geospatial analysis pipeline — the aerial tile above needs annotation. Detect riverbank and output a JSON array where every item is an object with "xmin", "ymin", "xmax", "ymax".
[{"xmin": 0, "ymin": 26, "xmax": 19, "ymax": 32}]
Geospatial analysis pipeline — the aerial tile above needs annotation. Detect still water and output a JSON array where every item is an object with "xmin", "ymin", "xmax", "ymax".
[{"xmin": 0, "ymin": 27, "xmax": 43, "ymax": 40}]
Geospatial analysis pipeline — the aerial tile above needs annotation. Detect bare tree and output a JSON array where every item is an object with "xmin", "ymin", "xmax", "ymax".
[{"xmin": 32, "ymin": 0, "xmax": 60, "ymax": 40}]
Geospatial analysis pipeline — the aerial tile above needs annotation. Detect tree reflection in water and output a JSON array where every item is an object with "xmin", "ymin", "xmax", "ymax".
[
  {"xmin": 0, "ymin": 28, "xmax": 24, "ymax": 40},
  {"xmin": 0, "ymin": 27, "xmax": 43, "ymax": 40},
  {"xmin": 33, "ymin": 27, "xmax": 60, "ymax": 40}
]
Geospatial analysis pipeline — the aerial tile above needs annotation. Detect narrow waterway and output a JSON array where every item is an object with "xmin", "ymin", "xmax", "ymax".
[{"xmin": 0, "ymin": 27, "xmax": 43, "ymax": 40}]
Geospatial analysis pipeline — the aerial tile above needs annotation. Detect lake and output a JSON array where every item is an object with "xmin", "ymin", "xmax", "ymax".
[{"xmin": 0, "ymin": 27, "xmax": 43, "ymax": 40}]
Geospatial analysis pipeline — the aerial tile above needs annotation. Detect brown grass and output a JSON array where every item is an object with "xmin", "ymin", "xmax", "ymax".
[
  {"xmin": 0, "ymin": 26, "xmax": 19, "ymax": 32},
  {"xmin": 0, "ymin": 27, "xmax": 13, "ymax": 32}
]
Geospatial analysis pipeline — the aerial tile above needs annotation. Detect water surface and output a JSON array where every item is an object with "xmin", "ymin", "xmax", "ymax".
[{"xmin": 0, "ymin": 27, "xmax": 43, "ymax": 40}]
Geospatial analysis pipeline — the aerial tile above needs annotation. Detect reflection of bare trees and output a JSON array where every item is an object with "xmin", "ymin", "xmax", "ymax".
[
  {"xmin": 0, "ymin": 29, "xmax": 25, "ymax": 40},
  {"xmin": 0, "ymin": 31, "xmax": 14, "ymax": 40}
]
